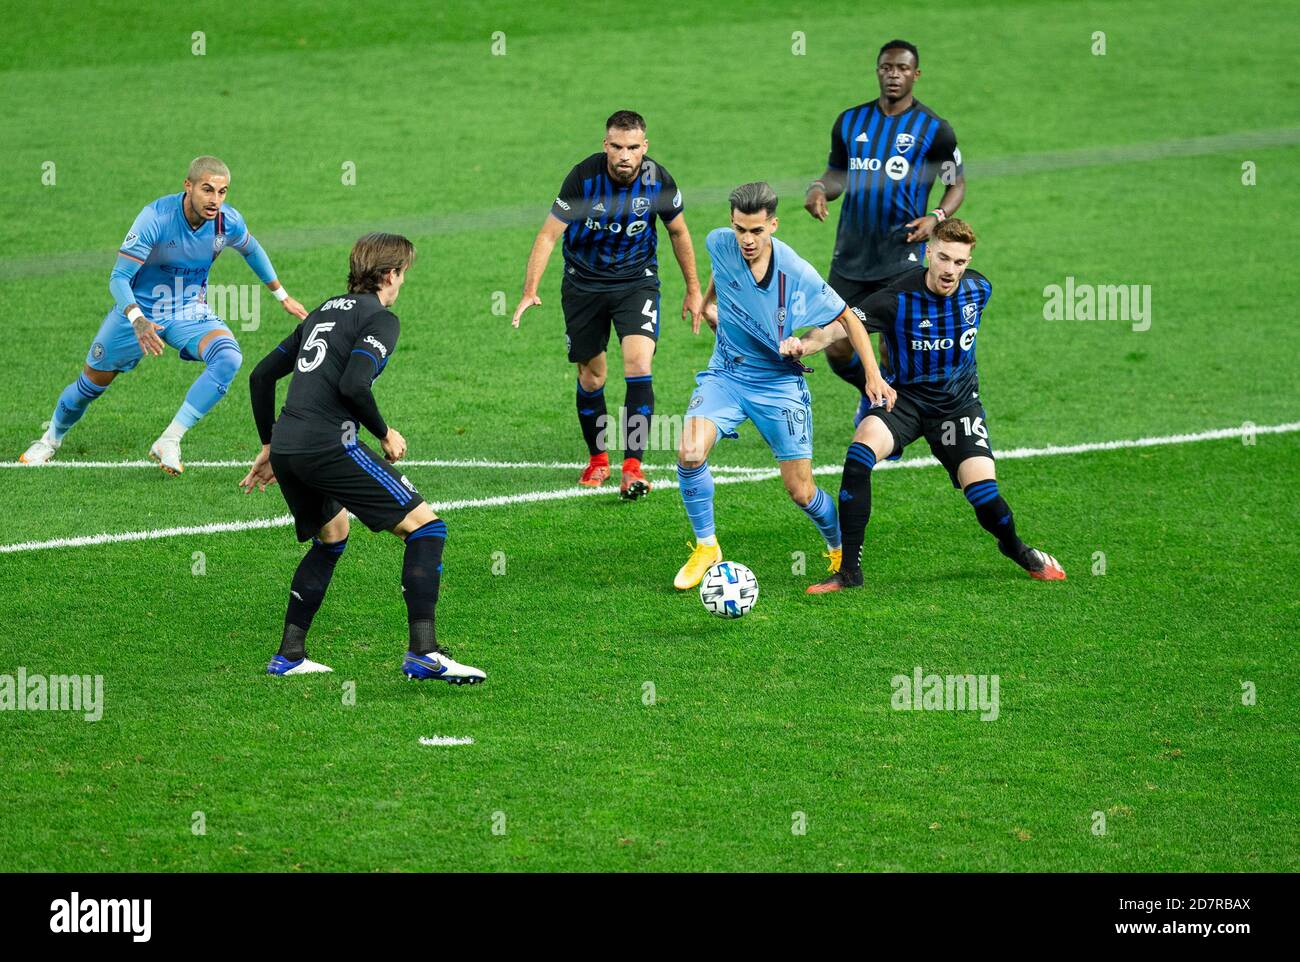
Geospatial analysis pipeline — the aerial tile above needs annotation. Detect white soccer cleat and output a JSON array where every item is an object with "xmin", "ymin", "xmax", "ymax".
[
  {"xmin": 266, "ymin": 655, "xmax": 334, "ymax": 675},
  {"xmin": 149, "ymin": 436, "xmax": 184, "ymax": 475},
  {"xmin": 18, "ymin": 435, "xmax": 60, "ymax": 465},
  {"xmin": 402, "ymin": 649, "xmax": 486, "ymax": 685}
]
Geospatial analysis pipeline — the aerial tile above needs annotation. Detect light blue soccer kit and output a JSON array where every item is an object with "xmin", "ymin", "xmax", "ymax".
[
  {"xmin": 677, "ymin": 228, "xmax": 847, "ymax": 545},
  {"xmin": 51, "ymin": 193, "xmax": 281, "ymax": 440}
]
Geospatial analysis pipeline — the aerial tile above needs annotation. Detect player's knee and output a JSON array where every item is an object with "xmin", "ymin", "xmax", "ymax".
[
  {"xmin": 205, "ymin": 339, "xmax": 243, "ymax": 388},
  {"xmin": 318, "ymin": 510, "xmax": 349, "ymax": 543},
  {"xmin": 81, "ymin": 365, "xmax": 117, "ymax": 388},
  {"xmin": 785, "ymin": 477, "xmax": 815, "ymax": 506},
  {"xmin": 678, "ymin": 435, "xmax": 709, "ymax": 467},
  {"xmin": 855, "ymin": 417, "xmax": 892, "ymax": 459},
  {"xmin": 577, "ymin": 370, "xmax": 605, "ymax": 393}
]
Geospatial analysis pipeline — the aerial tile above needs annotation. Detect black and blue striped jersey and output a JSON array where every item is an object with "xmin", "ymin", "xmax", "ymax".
[
  {"xmin": 853, "ymin": 267, "xmax": 990, "ymax": 415},
  {"xmin": 550, "ymin": 153, "xmax": 683, "ymax": 292},
  {"xmin": 827, "ymin": 99, "xmax": 962, "ymax": 282}
]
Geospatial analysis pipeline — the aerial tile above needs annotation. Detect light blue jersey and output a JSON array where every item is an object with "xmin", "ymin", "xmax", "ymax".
[
  {"xmin": 686, "ymin": 230, "xmax": 847, "ymax": 462},
  {"xmin": 85, "ymin": 193, "xmax": 280, "ymax": 372},
  {"xmin": 111, "ymin": 192, "xmax": 276, "ymax": 321},
  {"xmin": 705, "ymin": 228, "xmax": 846, "ymax": 382}
]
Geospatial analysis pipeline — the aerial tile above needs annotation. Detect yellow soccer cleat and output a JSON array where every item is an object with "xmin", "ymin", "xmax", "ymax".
[
  {"xmin": 824, "ymin": 547, "xmax": 842, "ymax": 574},
  {"xmin": 674, "ymin": 539, "xmax": 722, "ymax": 590}
]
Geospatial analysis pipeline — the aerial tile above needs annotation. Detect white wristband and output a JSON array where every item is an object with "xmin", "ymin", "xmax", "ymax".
[
  {"xmin": 272, "ymin": 286, "xmax": 289, "ymax": 302},
  {"xmin": 126, "ymin": 307, "xmax": 145, "ymax": 323}
]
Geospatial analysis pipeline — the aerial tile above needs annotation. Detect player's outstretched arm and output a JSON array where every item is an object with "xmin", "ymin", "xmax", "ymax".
[
  {"xmin": 805, "ymin": 169, "xmax": 846, "ymax": 221},
  {"xmin": 338, "ymin": 349, "xmax": 392, "ymax": 445},
  {"xmin": 665, "ymin": 214, "xmax": 703, "ymax": 325},
  {"xmin": 905, "ymin": 178, "xmax": 967, "ymax": 242},
  {"xmin": 111, "ymin": 212, "xmax": 165, "ymax": 356},
  {"xmin": 694, "ymin": 274, "xmax": 717, "ymax": 335},
  {"xmin": 233, "ymin": 231, "xmax": 308, "ymax": 319},
  {"xmin": 241, "ymin": 335, "xmax": 302, "ymax": 493},
  {"xmin": 511, "ymin": 214, "xmax": 567, "ymax": 328},
  {"xmin": 836, "ymin": 307, "xmax": 895, "ymax": 411}
]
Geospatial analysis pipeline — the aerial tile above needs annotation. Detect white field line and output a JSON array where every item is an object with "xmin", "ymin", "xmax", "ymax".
[
  {"xmin": 0, "ymin": 457, "xmax": 770, "ymax": 473},
  {"xmin": 418, "ymin": 736, "xmax": 475, "ymax": 747},
  {"xmin": 1, "ymin": 421, "xmax": 1295, "ymax": 555}
]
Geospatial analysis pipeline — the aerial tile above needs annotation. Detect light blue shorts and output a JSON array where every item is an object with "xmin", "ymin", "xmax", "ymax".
[
  {"xmin": 86, "ymin": 304, "xmax": 231, "ymax": 373},
  {"xmin": 685, "ymin": 368, "xmax": 813, "ymax": 462}
]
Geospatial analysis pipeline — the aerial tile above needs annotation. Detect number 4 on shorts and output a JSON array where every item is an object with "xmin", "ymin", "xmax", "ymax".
[{"xmin": 641, "ymin": 298, "xmax": 657, "ymax": 333}]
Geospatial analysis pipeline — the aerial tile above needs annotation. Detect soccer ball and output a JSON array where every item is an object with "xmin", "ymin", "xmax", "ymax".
[{"xmin": 699, "ymin": 561, "xmax": 759, "ymax": 619}]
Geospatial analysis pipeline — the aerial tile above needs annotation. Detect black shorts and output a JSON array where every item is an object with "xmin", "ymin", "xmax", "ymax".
[
  {"xmin": 271, "ymin": 442, "xmax": 424, "ymax": 541},
  {"xmin": 866, "ymin": 394, "xmax": 996, "ymax": 488},
  {"xmin": 561, "ymin": 279, "xmax": 660, "ymax": 363},
  {"xmin": 828, "ymin": 270, "xmax": 890, "ymax": 308}
]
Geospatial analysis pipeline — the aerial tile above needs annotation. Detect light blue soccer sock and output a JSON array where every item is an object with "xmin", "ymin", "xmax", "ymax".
[
  {"xmin": 800, "ymin": 487, "xmax": 842, "ymax": 549},
  {"xmin": 49, "ymin": 373, "xmax": 107, "ymax": 441},
  {"xmin": 677, "ymin": 461, "xmax": 716, "ymax": 541},
  {"xmin": 173, "ymin": 336, "xmax": 243, "ymax": 432}
]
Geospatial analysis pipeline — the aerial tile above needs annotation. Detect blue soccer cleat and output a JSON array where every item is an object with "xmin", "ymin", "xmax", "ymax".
[
  {"xmin": 402, "ymin": 649, "xmax": 486, "ymax": 685},
  {"xmin": 266, "ymin": 654, "xmax": 333, "ymax": 676}
]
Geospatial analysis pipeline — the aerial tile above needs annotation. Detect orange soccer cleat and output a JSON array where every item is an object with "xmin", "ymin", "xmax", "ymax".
[{"xmin": 578, "ymin": 453, "xmax": 610, "ymax": 487}]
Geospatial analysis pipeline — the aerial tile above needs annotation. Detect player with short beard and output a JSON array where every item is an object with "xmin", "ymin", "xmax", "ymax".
[
  {"xmin": 785, "ymin": 219, "xmax": 1066, "ymax": 593},
  {"xmin": 19, "ymin": 156, "xmax": 308, "ymax": 473},
  {"xmin": 512, "ymin": 110, "xmax": 703, "ymax": 499}
]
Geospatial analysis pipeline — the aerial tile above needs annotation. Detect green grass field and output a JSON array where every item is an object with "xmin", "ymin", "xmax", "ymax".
[{"xmin": 0, "ymin": 0, "xmax": 1296, "ymax": 871}]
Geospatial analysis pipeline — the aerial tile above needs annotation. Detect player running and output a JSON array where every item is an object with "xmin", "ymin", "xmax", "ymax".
[
  {"xmin": 240, "ymin": 233, "xmax": 485, "ymax": 683},
  {"xmin": 804, "ymin": 39, "xmax": 966, "ymax": 426},
  {"xmin": 673, "ymin": 182, "xmax": 895, "ymax": 590},
  {"xmin": 785, "ymin": 219, "xmax": 1066, "ymax": 593},
  {"xmin": 512, "ymin": 110, "xmax": 703, "ymax": 499},
  {"xmin": 19, "ymin": 156, "xmax": 308, "ymax": 472}
]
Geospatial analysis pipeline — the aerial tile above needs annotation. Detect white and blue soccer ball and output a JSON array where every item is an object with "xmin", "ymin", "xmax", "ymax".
[{"xmin": 699, "ymin": 561, "xmax": 759, "ymax": 619}]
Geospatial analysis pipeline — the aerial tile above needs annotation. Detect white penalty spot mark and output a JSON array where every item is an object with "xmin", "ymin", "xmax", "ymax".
[{"xmin": 419, "ymin": 735, "xmax": 475, "ymax": 747}]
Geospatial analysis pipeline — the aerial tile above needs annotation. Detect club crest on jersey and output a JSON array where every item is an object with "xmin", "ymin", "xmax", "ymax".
[
  {"xmin": 962, "ymin": 303, "xmax": 979, "ymax": 325},
  {"xmin": 631, "ymin": 197, "xmax": 650, "ymax": 217},
  {"xmin": 213, "ymin": 233, "xmax": 226, "ymax": 254},
  {"xmin": 894, "ymin": 132, "xmax": 916, "ymax": 154}
]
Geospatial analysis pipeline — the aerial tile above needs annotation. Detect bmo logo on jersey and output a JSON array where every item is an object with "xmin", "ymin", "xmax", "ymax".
[
  {"xmin": 885, "ymin": 156, "xmax": 910, "ymax": 180},
  {"xmin": 583, "ymin": 218, "xmax": 648, "ymax": 236},
  {"xmin": 910, "ymin": 330, "xmax": 978, "ymax": 351},
  {"xmin": 849, "ymin": 157, "xmax": 882, "ymax": 172},
  {"xmin": 321, "ymin": 297, "xmax": 356, "ymax": 311}
]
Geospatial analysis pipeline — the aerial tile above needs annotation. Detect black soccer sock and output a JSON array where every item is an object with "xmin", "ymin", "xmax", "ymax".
[
  {"xmin": 838, "ymin": 442, "xmax": 877, "ymax": 575},
  {"xmin": 403, "ymin": 519, "xmax": 447, "ymax": 655},
  {"xmin": 576, "ymin": 380, "xmax": 607, "ymax": 457},
  {"xmin": 827, "ymin": 349, "xmax": 868, "ymax": 395},
  {"xmin": 279, "ymin": 537, "xmax": 348, "ymax": 659},
  {"xmin": 963, "ymin": 480, "xmax": 1031, "ymax": 565},
  {"xmin": 623, "ymin": 375, "xmax": 654, "ymax": 463}
]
